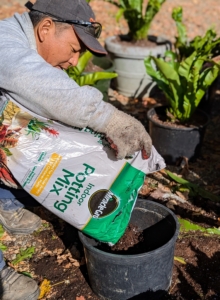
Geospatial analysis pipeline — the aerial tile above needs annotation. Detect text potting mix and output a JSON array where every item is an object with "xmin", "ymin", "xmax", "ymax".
[{"xmin": 0, "ymin": 96, "xmax": 165, "ymax": 244}]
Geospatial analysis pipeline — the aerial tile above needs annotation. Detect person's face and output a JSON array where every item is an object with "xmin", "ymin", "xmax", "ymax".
[{"xmin": 35, "ymin": 18, "xmax": 85, "ymax": 70}]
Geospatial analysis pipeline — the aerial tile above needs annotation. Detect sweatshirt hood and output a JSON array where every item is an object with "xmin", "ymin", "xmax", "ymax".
[{"xmin": 14, "ymin": 12, "xmax": 37, "ymax": 51}]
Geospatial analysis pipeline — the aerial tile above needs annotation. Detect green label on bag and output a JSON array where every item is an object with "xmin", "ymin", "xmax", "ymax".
[{"xmin": 82, "ymin": 162, "xmax": 145, "ymax": 244}]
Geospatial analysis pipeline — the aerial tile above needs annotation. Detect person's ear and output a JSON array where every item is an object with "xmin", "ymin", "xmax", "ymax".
[{"xmin": 36, "ymin": 18, "xmax": 54, "ymax": 42}]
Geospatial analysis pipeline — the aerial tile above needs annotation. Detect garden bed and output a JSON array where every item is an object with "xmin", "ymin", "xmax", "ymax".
[
  {"xmin": 1, "ymin": 95, "xmax": 219, "ymax": 299},
  {"xmin": 0, "ymin": 0, "xmax": 220, "ymax": 299}
]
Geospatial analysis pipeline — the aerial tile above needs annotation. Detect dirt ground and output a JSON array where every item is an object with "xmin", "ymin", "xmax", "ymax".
[{"xmin": 0, "ymin": 0, "xmax": 220, "ymax": 299}]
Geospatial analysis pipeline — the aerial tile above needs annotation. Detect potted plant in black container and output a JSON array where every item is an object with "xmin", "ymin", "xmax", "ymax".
[
  {"xmin": 171, "ymin": 6, "xmax": 220, "ymax": 62},
  {"xmin": 171, "ymin": 6, "xmax": 220, "ymax": 114},
  {"xmin": 104, "ymin": 0, "xmax": 171, "ymax": 98},
  {"xmin": 145, "ymin": 49, "xmax": 220, "ymax": 165}
]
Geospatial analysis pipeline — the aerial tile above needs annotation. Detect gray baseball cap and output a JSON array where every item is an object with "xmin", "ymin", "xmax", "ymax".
[{"xmin": 25, "ymin": 0, "xmax": 107, "ymax": 55}]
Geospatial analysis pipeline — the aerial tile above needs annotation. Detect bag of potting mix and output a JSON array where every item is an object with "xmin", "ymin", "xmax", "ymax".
[{"xmin": 0, "ymin": 96, "xmax": 165, "ymax": 244}]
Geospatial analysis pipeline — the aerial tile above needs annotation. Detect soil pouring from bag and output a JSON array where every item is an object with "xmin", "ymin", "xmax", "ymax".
[
  {"xmin": 99, "ymin": 224, "xmax": 144, "ymax": 252},
  {"xmin": 96, "ymin": 220, "xmax": 172, "ymax": 254}
]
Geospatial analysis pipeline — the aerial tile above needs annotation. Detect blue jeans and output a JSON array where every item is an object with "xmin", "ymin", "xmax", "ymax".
[{"xmin": 0, "ymin": 185, "xmax": 38, "ymax": 271}]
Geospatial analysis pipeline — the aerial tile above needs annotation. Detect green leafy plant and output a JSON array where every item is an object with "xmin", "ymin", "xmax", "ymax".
[
  {"xmin": 0, "ymin": 225, "xmax": 7, "ymax": 251},
  {"xmin": 165, "ymin": 170, "xmax": 220, "ymax": 203},
  {"xmin": 19, "ymin": 271, "xmax": 33, "ymax": 278},
  {"xmin": 172, "ymin": 6, "xmax": 220, "ymax": 61},
  {"xmin": 66, "ymin": 51, "xmax": 117, "ymax": 101},
  {"xmin": 66, "ymin": 51, "xmax": 117, "ymax": 86},
  {"xmin": 103, "ymin": 0, "xmax": 166, "ymax": 41},
  {"xmin": 0, "ymin": 243, "xmax": 7, "ymax": 251},
  {"xmin": 12, "ymin": 246, "xmax": 35, "ymax": 265},
  {"xmin": 0, "ymin": 225, "xmax": 5, "ymax": 239},
  {"xmin": 145, "ymin": 50, "xmax": 220, "ymax": 122},
  {"xmin": 26, "ymin": 119, "xmax": 59, "ymax": 139},
  {"xmin": 179, "ymin": 218, "xmax": 220, "ymax": 235},
  {"xmin": 174, "ymin": 256, "xmax": 186, "ymax": 264}
]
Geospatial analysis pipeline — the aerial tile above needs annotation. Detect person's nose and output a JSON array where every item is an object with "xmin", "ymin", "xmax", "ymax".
[{"xmin": 68, "ymin": 52, "xmax": 80, "ymax": 67}]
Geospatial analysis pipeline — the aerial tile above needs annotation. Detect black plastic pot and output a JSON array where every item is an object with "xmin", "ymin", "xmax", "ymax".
[
  {"xmin": 147, "ymin": 106, "xmax": 210, "ymax": 165},
  {"xmin": 78, "ymin": 199, "xmax": 179, "ymax": 300},
  {"xmin": 198, "ymin": 77, "xmax": 219, "ymax": 115}
]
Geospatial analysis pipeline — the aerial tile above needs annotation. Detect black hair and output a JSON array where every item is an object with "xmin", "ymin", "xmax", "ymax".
[
  {"xmin": 29, "ymin": 10, "xmax": 49, "ymax": 27},
  {"xmin": 29, "ymin": 10, "xmax": 71, "ymax": 33}
]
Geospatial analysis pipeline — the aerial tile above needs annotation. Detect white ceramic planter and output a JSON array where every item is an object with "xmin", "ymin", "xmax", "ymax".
[{"xmin": 105, "ymin": 35, "xmax": 171, "ymax": 98}]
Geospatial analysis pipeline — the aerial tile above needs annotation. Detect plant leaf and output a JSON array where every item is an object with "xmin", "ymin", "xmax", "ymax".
[
  {"xmin": 191, "ymin": 28, "xmax": 217, "ymax": 55},
  {"xmin": 172, "ymin": 6, "xmax": 187, "ymax": 48},
  {"xmin": 74, "ymin": 51, "xmax": 93, "ymax": 75},
  {"xmin": 104, "ymin": 0, "xmax": 166, "ymax": 40},
  {"xmin": 145, "ymin": 55, "xmax": 186, "ymax": 120},
  {"xmin": 0, "ymin": 243, "xmax": 7, "ymax": 251},
  {"xmin": 144, "ymin": 56, "xmax": 174, "ymax": 96},
  {"xmin": 144, "ymin": 0, "xmax": 166, "ymax": 28},
  {"xmin": 78, "ymin": 72, "xmax": 117, "ymax": 86},
  {"xmin": 19, "ymin": 271, "xmax": 32, "ymax": 278},
  {"xmin": 0, "ymin": 225, "xmax": 5, "ymax": 239},
  {"xmin": 196, "ymin": 64, "xmax": 220, "ymax": 107},
  {"xmin": 116, "ymin": 7, "xmax": 125, "ymax": 22},
  {"xmin": 12, "ymin": 246, "xmax": 35, "ymax": 265},
  {"xmin": 172, "ymin": 5, "xmax": 220, "ymax": 61},
  {"xmin": 165, "ymin": 170, "xmax": 220, "ymax": 202},
  {"xmin": 178, "ymin": 51, "xmax": 196, "ymax": 79},
  {"xmin": 166, "ymin": 170, "xmax": 190, "ymax": 185},
  {"xmin": 179, "ymin": 218, "xmax": 220, "ymax": 235},
  {"xmin": 164, "ymin": 51, "xmax": 179, "ymax": 71},
  {"xmin": 180, "ymin": 53, "xmax": 206, "ymax": 118},
  {"xmin": 194, "ymin": 185, "xmax": 220, "ymax": 202},
  {"xmin": 174, "ymin": 256, "xmax": 186, "ymax": 264},
  {"xmin": 66, "ymin": 51, "xmax": 118, "ymax": 95}
]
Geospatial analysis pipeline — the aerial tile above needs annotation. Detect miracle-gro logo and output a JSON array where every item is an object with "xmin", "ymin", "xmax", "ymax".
[
  {"xmin": 89, "ymin": 189, "xmax": 118, "ymax": 219},
  {"xmin": 50, "ymin": 164, "xmax": 95, "ymax": 213}
]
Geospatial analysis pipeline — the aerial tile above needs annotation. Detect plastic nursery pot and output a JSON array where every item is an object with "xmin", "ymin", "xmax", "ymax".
[
  {"xmin": 198, "ymin": 78, "xmax": 219, "ymax": 115},
  {"xmin": 78, "ymin": 199, "xmax": 179, "ymax": 300},
  {"xmin": 105, "ymin": 35, "xmax": 171, "ymax": 98},
  {"xmin": 147, "ymin": 106, "xmax": 210, "ymax": 165}
]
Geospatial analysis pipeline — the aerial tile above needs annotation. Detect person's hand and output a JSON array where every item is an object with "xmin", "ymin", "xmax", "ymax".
[{"xmin": 103, "ymin": 109, "xmax": 152, "ymax": 159}]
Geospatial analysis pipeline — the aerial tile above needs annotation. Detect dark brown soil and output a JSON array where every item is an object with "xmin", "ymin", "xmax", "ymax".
[
  {"xmin": 28, "ymin": 220, "xmax": 100, "ymax": 300},
  {"xmin": 98, "ymin": 224, "xmax": 143, "ymax": 252},
  {"xmin": 151, "ymin": 106, "xmax": 209, "ymax": 129},
  {"xmin": 166, "ymin": 232, "xmax": 220, "ymax": 299},
  {"xmin": 112, "ymin": 35, "xmax": 158, "ymax": 47},
  {"xmin": 31, "ymin": 255, "xmax": 99, "ymax": 300}
]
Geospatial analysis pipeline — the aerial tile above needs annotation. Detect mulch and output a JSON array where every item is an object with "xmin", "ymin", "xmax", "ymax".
[{"xmin": 0, "ymin": 0, "xmax": 220, "ymax": 299}]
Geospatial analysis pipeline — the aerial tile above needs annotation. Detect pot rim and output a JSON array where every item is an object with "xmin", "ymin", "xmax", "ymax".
[
  {"xmin": 105, "ymin": 35, "xmax": 171, "ymax": 46},
  {"xmin": 147, "ymin": 105, "xmax": 210, "ymax": 131},
  {"xmin": 78, "ymin": 200, "xmax": 180, "ymax": 260},
  {"xmin": 104, "ymin": 36, "xmax": 171, "ymax": 59}
]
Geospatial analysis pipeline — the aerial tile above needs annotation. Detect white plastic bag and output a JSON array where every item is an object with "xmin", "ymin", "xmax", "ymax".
[{"xmin": 0, "ymin": 97, "xmax": 165, "ymax": 244}]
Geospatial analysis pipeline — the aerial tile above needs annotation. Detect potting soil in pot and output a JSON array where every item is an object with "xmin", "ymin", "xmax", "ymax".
[
  {"xmin": 0, "ymin": 96, "xmax": 166, "ymax": 244},
  {"xmin": 96, "ymin": 211, "xmax": 176, "ymax": 255},
  {"xmin": 98, "ymin": 223, "xmax": 144, "ymax": 252}
]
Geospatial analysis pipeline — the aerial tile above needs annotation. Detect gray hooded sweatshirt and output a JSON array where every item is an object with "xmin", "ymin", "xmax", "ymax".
[{"xmin": 0, "ymin": 12, "xmax": 115, "ymax": 131}]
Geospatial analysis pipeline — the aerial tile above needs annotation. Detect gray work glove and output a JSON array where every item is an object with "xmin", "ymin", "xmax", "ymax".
[{"xmin": 103, "ymin": 109, "xmax": 152, "ymax": 159}]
